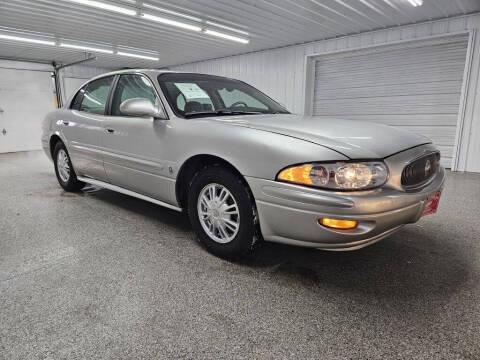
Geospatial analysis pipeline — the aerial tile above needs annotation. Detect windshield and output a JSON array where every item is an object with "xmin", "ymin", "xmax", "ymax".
[{"xmin": 158, "ymin": 73, "xmax": 289, "ymax": 118}]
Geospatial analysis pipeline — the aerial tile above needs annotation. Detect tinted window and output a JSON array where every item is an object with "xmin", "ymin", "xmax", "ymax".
[
  {"xmin": 79, "ymin": 76, "xmax": 114, "ymax": 115},
  {"xmin": 70, "ymin": 87, "xmax": 85, "ymax": 110},
  {"xmin": 158, "ymin": 73, "xmax": 289, "ymax": 118},
  {"xmin": 111, "ymin": 74, "xmax": 158, "ymax": 116}
]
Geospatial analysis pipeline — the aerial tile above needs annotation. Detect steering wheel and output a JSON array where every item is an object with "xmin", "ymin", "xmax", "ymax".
[{"xmin": 230, "ymin": 101, "xmax": 248, "ymax": 108}]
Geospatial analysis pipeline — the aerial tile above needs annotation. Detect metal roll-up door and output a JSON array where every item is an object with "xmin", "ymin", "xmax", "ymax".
[{"xmin": 312, "ymin": 35, "xmax": 469, "ymax": 167}]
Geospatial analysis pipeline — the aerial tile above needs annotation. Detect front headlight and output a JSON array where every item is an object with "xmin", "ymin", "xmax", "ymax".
[{"xmin": 277, "ymin": 161, "xmax": 389, "ymax": 190}]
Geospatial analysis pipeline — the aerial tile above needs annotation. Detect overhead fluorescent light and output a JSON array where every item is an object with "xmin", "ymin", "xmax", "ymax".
[
  {"xmin": 203, "ymin": 29, "xmax": 249, "ymax": 44},
  {"xmin": 0, "ymin": 34, "xmax": 55, "ymax": 46},
  {"xmin": 117, "ymin": 51, "xmax": 159, "ymax": 61},
  {"xmin": 142, "ymin": 13, "xmax": 202, "ymax": 32},
  {"xmin": 67, "ymin": 0, "xmax": 137, "ymax": 16},
  {"xmin": 60, "ymin": 42, "xmax": 113, "ymax": 53},
  {"xmin": 407, "ymin": 0, "xmax": 423, "ymax": 6},
  {"xmin": 143, "ymin": 3, "xmax": 202, "ymax": 22},
  {"xmin": 205, "ymin": 21, "xmax": 249, "ymax": 36}
]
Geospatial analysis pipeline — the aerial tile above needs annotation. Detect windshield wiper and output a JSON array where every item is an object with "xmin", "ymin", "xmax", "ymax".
[{"xmin": 184, "ymin": 109, "xmax": 264, "ymax": 118}]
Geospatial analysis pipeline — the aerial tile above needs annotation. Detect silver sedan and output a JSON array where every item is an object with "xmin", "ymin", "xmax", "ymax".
[{"xmin": 41, "ymin": 69, "xmax": 444, "ymax": 259}]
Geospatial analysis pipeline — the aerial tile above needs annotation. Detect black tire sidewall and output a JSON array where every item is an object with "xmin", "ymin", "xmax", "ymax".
[
  {"xmin": 188, "ymin": 167, "xmax": 255, "ymax": 259},
  {"xmin": 53, "ymin": 142, "xmax": 83, "ymax": 191}
]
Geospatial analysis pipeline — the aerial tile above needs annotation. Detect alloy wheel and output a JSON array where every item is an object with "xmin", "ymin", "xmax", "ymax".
[
  {"xmin": 197, "ymin": 183, "xmax": 240, "ymax": 244},
  {"xmin": 57, "ymin": 149, "xmax": 70, "ymax": 182}
]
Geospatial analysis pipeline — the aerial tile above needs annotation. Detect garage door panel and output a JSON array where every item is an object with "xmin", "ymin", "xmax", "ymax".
[
  {"xmin": 393, "ymin": 126, "xmax": 457, "ymax": 146},
  {"xmin": 317, "ymin": 56, "xmax": 466, "ymax": 79},
  {"xmin": 312, "ymin": 36, "xmax": 468, "ymax": 168},
  {"xmin": 318, "ymin": 41, "xmax": 468, "ymax": 71},
  {"xmin": 316, "ymin": 81, "xmax": 464, "ymax": 100},
  {"xmin": 315, "ymin": 65, "xmax": 466, "ymax": 89},
  {"xmin": 315, "ymin": 93, "xmax": 461, "ymax": 109},
  {"xmin": 0, "ymin": 68, "xmax": 55, "ymax": 153},
  {"xmin": 434, "ymin": 146, "xmax": 453, "ymax": 168},
  {"xmin": 314, "ymin": 104, "xmax": 461, "ymax": 117}
]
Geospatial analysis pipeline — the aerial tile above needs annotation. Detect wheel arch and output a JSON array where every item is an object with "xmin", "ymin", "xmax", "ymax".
[
  {"xmin": 175, "ymin": 154, "xmax": 253, "ymax": 210},
  {"xmin": 49, "ymin": 134, "xmax": 64, "ymax": 158}
]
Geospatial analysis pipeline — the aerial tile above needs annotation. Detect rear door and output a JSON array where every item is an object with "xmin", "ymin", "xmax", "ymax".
[
  {"xmin": 61, "ymin": 75, "xmax": 114, "ymax": 181},
  {"xmin": 101, "ymin": 74, "xmax": 175, "ymax": 204}
]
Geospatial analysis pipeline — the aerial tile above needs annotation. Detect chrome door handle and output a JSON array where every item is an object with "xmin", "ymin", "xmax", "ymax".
[
  {"xmin": 105, "ymin": 128, "xmax": 115, "ymax": 134},
  {"xmin": 62, "ymin": 120, "xmax": 69, "ymax": 126}
]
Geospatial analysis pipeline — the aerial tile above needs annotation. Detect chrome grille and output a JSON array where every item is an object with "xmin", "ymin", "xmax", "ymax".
[{"xmin": 401, "ymin": 152, "xmax": 440, "ymax": 189}]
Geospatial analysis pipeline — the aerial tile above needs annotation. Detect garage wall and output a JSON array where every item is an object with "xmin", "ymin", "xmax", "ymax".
[{"xmin": 171, "ymin": 14, "xmax": 480, "ymax": 173}]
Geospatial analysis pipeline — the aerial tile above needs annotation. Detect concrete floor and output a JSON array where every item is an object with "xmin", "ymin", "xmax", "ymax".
[{"xmin": 1, "ymin": 151, "xmax": 479, "ymax": 360}]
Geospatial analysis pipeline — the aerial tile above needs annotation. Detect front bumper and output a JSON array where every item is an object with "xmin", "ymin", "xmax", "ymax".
[{"xmin": 246, "ymin": 144, "xmax": 445, "ymax": 251}]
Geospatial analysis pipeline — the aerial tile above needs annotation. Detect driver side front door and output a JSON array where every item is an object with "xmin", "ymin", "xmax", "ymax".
[{"xmin": 100, "ymin": 74, "xmax": 176, "ymax": 205}]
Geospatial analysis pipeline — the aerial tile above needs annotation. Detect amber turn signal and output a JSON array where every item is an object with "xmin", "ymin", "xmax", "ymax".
[
  {"xmin": 277, "ymin": 165, "xmax": 313, "ymax": 185},
  {"xmin": 319, "ymin": 218, "xmax": 358, "ymax": 230}
]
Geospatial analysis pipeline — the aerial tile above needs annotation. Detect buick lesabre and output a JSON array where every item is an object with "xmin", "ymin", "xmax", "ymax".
[{"xmin": 42, "ymin": 70, "xmax": 444, "ymax": 259}]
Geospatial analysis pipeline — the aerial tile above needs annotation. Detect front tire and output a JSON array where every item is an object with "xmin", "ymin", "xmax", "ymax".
[
  {"xmin": 53, "ymin": 141, "xmax": 84, "ymax": 191},
  {"xmin": 188, "ymin": 166, "xmax": 256, "ymax": 260}
]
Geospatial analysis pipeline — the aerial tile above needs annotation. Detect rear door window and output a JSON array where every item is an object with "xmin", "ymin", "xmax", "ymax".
[{"xmin": 78, "ymin": 76, "xmax": 114, "ymax": 115}]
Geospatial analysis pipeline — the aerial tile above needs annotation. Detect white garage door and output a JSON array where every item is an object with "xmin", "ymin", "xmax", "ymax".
[
  {"xmin": 312, "ymin": 35, "xmax": 469, "ymax": 168},
  {"xmin": 0, "ymin": 67, "xmax": 55, "ymax": 153}
]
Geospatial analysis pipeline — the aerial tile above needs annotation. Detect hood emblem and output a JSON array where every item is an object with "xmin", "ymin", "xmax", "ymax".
[{"xmin": 424, "ymin": 159, "xmax": 431, "ymax": 176}]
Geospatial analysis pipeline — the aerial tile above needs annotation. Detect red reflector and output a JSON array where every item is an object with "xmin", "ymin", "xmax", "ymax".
[{"xmin": 422, "ymin": 191, "xmax": 441, "ymax": 217}]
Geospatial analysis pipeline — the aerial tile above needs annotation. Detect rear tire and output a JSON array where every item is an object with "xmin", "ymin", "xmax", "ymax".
[
  {"xmin": 188, "ymin": 166, "xmax": 256, "ymax": 260},
  {"xmin": 53, "ymin": 141, "xmax": 84, "ymax": 192}
]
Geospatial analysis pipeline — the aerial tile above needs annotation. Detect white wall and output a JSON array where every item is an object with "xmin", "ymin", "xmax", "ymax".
[{"xmin": 171, "ymin": 14, "xmax": 480, "ymax": 173}]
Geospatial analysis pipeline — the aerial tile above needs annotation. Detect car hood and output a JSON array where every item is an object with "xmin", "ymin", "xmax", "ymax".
[{"xmin": 210, "ymin": 114, "xmax": 430, "ymax": 159}]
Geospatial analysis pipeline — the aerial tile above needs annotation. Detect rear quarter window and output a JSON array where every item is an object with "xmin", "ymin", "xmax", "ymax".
[
  {"xmin": 69, "ymin": 76, "xmax": 114, "ymax": 115},
  {"xmin": 70, "ymin": 87, "xmax": 85, "ymax": 110}
]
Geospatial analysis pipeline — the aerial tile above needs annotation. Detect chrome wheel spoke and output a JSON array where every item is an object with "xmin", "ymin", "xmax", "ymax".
[
  {"xmin": 208, "ymin": 185, "xmax": 216, "ymax": 202},
  {"xmin": 224, "ymin": 219, "xmax": 239, "ymax": 232},
  {"xmin": 222, "ymin": 203, "xmax": 239, "ymax": 215},
  {"xmin": 218, "ymin": 223, "xmax": 229, "ymax": 240},
  {"xmin": 200, "ymin": 196, "xmax": 210, "ymax": 209},
  {"xmin": 197, "ymin": 183, "xmax": 240, "ymax": 244},
  {"xmin": 218, "ymin": 188, "xmax": 228, "ymax": 203},
  {"xmin": 199, "ymin": 210, "xmax": 210, "ymax": 219}
]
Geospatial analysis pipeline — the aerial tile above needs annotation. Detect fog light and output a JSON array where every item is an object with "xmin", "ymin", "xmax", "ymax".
[{"xmin": 319, "ymin": 218, "xmax": 358, "ymax": 230}]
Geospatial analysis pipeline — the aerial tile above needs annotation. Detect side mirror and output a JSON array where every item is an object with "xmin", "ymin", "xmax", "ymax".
[{"xmin": 119, "ymin": 98, "xmax": 167, "ymax": 119}]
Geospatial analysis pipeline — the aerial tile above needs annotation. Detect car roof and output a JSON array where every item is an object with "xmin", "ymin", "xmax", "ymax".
[
  {"xmin": 86, "ymin": 68, "xmax": 243, "ymax": 85},
  {"xmin": 89, "ymin": 68, "xmax": 178, "ymax": 81}
]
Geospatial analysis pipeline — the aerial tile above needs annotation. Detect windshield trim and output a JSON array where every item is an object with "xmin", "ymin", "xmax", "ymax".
[{"xmin": 157, "ymin": 73, "xmax": 289, "ymax": 119}]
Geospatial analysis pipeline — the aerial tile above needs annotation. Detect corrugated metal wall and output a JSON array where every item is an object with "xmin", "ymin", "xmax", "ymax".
[{"xmin": 171, "ymin": 14, "xmax": 480, "ymax": 173}]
